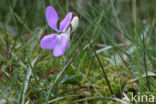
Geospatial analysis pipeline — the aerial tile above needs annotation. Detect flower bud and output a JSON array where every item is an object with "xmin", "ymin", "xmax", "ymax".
[{"xmin": 71, "ymin": 16, "xmax": 79, "ymax": 32}]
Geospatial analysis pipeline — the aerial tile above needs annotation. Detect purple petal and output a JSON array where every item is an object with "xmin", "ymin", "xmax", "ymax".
[
  {"xmin": 46, "ymin": 6, "xmax": 59, "ymax": 31},
  {"xmin": 53, "ymin": 36, "xmax": 69, "ymax": 57},
  {"xmin": 59, "ymin": 12, "xmax": 72, "ymax": 32},
  {"xmin": 40, "ymin": 34, "xmax": 59, "ymax": 50},
  {"xmin": 61, "ymin": 27, "xmax": 71, "ymax": 40}
]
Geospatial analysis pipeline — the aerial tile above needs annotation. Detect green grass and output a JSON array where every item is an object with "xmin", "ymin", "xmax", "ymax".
[{"xmin": 0, "ymin": 0, "xmax": 156, "ymax": 104}]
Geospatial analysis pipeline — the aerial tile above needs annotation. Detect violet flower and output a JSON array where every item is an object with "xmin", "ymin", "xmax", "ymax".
[{"xmin": 40, "ymin": 6, "xmax": 74, "ymax": 57}]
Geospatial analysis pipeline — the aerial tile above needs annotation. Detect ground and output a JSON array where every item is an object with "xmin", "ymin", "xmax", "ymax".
[{"xmin": 0, "ymin": 0, "xmax": 156, "ymax": 104}]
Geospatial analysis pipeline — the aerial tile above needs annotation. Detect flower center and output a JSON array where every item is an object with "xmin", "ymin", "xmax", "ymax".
[{"xmin": 56, "ymin": 35, "xmax": 62, "ymax": 40}]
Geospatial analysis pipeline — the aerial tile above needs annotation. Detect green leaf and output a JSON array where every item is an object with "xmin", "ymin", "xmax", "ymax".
[{"xmin": 61, "ymin": 75, "xmax": 80, "ymax": 84}]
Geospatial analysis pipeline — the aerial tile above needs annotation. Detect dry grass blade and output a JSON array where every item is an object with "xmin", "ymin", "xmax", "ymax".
[
  {"xmin": 73, "ymin": 96, "xmax": 128, "ymax": 104},
  {"xmin": 48, "ymin": 94, "xmax": 86, "ymax": 103},
  {"xmin": 39, "ymin": 67, "xmax": 57, "ymax": 82}
]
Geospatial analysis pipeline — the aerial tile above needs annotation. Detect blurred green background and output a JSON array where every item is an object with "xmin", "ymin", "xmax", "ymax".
[{"xmin": 0, "ymin": 0, "xmax": 155, "ymax": 104}]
